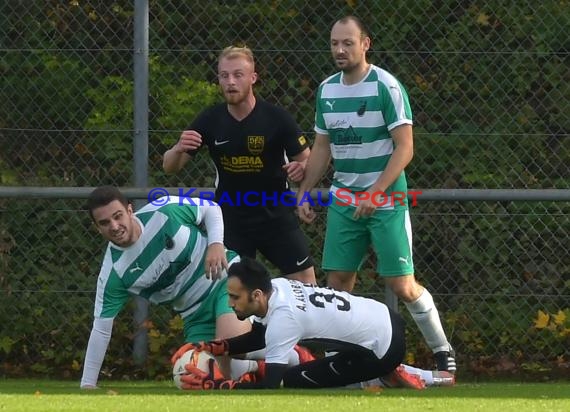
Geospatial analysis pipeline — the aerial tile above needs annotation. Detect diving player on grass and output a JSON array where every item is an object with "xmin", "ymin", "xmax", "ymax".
[{"xmin": 171, "ymin": 257, "xmax": 428, "ymax": 390}]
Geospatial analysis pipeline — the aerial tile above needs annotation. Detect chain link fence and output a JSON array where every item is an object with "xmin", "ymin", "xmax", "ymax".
[{"xmin": 1, "ymin": 1, "xmax": 568, "ymax": 380}]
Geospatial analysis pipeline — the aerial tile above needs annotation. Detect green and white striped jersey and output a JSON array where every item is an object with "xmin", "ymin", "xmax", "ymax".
[
  {"xmin": 93, "ymin": 197, "xmax": 223, "ymax": 320},
  {"xmin": 315, "ymin": 64, "xmax": 413, "ymax": 209}
]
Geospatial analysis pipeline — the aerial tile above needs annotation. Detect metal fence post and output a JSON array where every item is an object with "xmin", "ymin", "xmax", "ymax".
[{"xmin": 132, "ymin": 0, "xmax": 150, "ymax": 367}]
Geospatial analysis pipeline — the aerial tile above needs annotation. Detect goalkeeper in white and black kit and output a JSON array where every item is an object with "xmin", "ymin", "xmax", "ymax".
[{"xmin": 172, "ymin": 257, "xmax": 428, "ymax": 390}]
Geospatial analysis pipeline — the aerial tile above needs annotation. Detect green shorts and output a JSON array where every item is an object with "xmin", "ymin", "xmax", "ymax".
[
  {"xmin": 182, "ymin": 252, "xmax": 239, "ymax": 342},
  {"xmin": 322, "ymin": 202, "xmax": 414, "ymax": 276},
  {"xmin": 182, "ymin": 278, "xmax": 234, "ymax": 342}
]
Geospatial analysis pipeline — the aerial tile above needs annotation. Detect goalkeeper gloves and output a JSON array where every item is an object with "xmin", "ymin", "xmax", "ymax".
[
  {"xmin": 179, "ymin": 363, "xmax": 237, "ymax": 390},
  {"xmin": 170, "ymin": 339, "xmax": 229, "ymax": 365}
]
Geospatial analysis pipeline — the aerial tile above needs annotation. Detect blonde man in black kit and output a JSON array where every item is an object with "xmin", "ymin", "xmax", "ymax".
[{"xmin": 164, "ymin": 46, "xmax": 315, "ymax": 284}]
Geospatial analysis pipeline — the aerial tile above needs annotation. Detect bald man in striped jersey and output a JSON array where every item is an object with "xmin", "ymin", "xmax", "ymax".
[{"xmin": 80, "ymin": 186, "xmax": 253, "ymax": 388}]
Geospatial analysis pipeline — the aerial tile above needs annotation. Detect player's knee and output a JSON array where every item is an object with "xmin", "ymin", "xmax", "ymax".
[
  {"xmin": 326, "ymin": 271, "xmax": 356, "ymax": 292},
  {"xmin": 387, "ymin": 276, "xmax": 422, "ymax": 302},
  {"xmin": 327, "ymin": 277, "xmax": 344, "ymax": 291}
]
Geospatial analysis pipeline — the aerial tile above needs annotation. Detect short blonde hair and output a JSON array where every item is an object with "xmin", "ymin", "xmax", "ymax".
[{"xmin": 219, "ymin": 46, "xmax": 255, "ymax": 68}]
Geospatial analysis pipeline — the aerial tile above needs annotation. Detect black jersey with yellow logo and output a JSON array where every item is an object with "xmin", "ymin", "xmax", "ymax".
[{"xmin": 187, "ymin": 100, "xmax": 309, "ymax": 203}]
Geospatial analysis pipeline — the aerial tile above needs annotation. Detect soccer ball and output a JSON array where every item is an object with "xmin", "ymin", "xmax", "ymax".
[{"xmin": 172, "ymin": 349, "xmax": 217, "ymax": 389}]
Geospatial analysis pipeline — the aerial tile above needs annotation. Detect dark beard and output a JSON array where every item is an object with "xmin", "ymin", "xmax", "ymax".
[{"xmin": 337, "ymin": 61, "xmax": 359, "ymax": 74}]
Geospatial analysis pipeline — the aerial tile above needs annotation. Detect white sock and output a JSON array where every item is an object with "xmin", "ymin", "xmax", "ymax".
[
  {"xmin": 229, "ymin": 359, "xmax": 258, "ymax": 380},
  {"xmin": 239, "ymin": 349, "xmax": 299, "ymax": 368},
  {"xmin": 244, "ymin": 348, "xmax": 299, "ymax": 366},
  {"xmin": 404, "ymin": 289, "xmax": 450, "ymax": 353},
  {"xmin": 244, "ymin": 349, "xmax": 266, "ymax": 360},
  {"xmin": 401, "ymin": 364, "xmax": 434, "ymax": 385},
  {"xmin": 287, "ymin": 349, "xmax": 300, "ymax": 367}
]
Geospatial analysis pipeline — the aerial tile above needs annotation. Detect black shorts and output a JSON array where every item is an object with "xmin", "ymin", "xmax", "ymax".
[
  {"xmin": 282, "ymin": 308, "xmax": 406, "ymax": 388},
  {"xmin": 223, "ymin": 207, "xmax": 314, "ymax": 276}
]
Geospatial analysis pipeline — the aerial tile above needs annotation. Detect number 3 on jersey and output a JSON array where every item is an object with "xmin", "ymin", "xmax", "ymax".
[{"xmin": 309, "ymin": 291, "xmax": 351, "ymax": 311}]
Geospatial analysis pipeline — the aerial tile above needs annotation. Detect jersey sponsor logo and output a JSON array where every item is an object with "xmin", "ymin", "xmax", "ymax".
[
  {"xmin": 220, "ymin": 155, "xmax": 264, "ymax": 172},
  {"xmin": 329, "ymin": 119, "xmax": 348, "ymax": 129},
  {"xmin": 247, "ymin": 135, "xmax": 264, "ymax": 155},
  {"xmin": 300, "ymin": 370, "xmax": 319, "ymax": 385},
  {"xmin": 332, "ymin": 126, "xmax": 362, "ymax": 145},
  {"xmin": 296, "ymin": 256, "xmax": 309, "ymax": 266},
  {"xmin": 325, "ymin": 100, "xmax": 335, "ymax": 110},
  {"xmin": 214, "ymin": 139, "xmax": 230, "ymax": 146}
]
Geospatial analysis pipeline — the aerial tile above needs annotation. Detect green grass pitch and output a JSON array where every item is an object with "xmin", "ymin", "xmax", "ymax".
[{"xmin": 0, "ymin": 380, "xmax": 568, "ymax": 412}]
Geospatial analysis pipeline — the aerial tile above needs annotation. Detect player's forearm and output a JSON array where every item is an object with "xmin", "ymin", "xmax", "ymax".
[
  {"xmin": 225, "ymin": 322, "xmax": 266, "ymax": 356},
  {"xmin": 80, "ymin": 317, "xmax": 114, "ymax": 388},
  {"xmin": 198, "ymin": 202, "xmax": 224, "ymax": 246},
  {"xmin": 369, "ymin": 143, "xmax": 413, "ymax": 193},
  {"xmin": 163, "ymin": 147, "xmax": 190, "ymax": 174}
]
